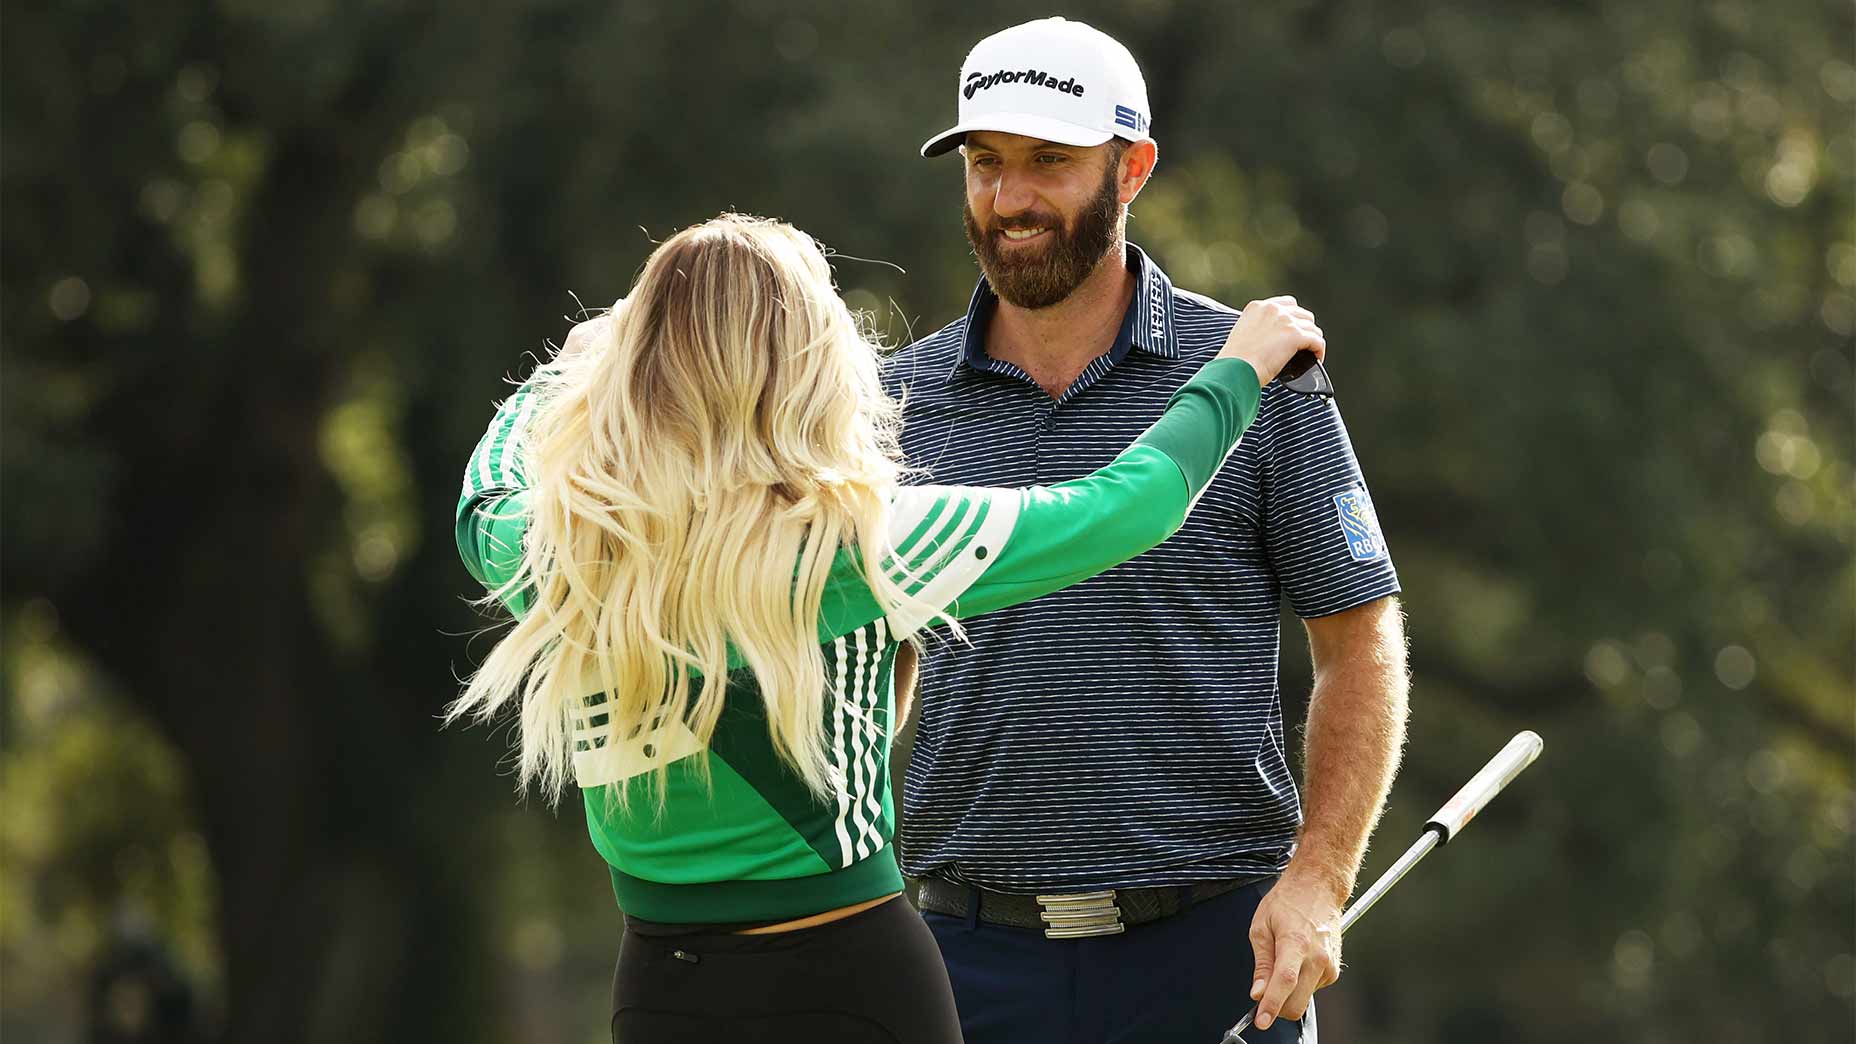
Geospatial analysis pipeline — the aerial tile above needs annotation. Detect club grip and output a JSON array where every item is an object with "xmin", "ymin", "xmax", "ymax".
[{"xmin": 1423, "ymin": 731, "xmax": 1543, "ymax": 844}]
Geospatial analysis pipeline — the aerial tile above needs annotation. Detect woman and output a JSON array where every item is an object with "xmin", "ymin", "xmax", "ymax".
[{"xmin": 450, "ymin": 213, "xmax": 1325, "ymax": 1043}]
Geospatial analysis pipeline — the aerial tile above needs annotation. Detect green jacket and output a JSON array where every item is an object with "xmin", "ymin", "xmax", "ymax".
[{"xmin": 456, "ymin": 357, "xmax": 1260, "ymax": 922}]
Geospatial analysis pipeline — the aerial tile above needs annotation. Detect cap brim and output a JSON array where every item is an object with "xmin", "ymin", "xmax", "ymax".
[{"xmin": 920, "ymin": 113, "xmax": 1116, "ymax": 158}]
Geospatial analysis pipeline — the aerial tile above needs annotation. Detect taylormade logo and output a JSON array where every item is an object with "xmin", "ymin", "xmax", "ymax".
[{"xmin": 964, "ymin": 68, "xmax": 1086, "ymax": 100}]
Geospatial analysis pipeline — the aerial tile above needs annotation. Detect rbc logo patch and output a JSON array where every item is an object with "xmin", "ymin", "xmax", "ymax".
[{"xmin": 1332, "ymin": 489, "xmax": 1387, "ymax": 563}]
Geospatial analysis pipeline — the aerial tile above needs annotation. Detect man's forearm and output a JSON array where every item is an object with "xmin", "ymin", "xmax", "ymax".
[{"xmin": 1287, "ymin": 596, "xmax": 1410, "ymax": 905}]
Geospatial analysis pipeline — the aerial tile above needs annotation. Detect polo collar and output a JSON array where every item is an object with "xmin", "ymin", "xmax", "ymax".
[{"xmin": 948, "ymin": 242, "xmax": 1180, "ymax": 384}]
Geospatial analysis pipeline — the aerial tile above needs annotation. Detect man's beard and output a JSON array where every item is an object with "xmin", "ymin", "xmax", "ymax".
[{"xmin": 964, "ymin": 162, "xmax": 1121, "ymax": 310}]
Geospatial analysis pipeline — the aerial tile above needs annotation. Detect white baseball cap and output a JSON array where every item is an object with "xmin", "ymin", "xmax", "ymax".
[{"xmin": 920, "ymin": 17, "xmax": 1152, "ymax": 158}]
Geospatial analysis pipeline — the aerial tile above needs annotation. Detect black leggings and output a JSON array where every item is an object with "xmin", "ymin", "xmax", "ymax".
[{"xmin": 611, "ymin": 895, "xmax": 964, "ymax": 1043}]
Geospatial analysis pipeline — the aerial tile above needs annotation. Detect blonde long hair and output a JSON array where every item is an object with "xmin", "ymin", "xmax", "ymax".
[{"xmin": 449, "ymin": 214, "xmax": 942, "ymax": 807}]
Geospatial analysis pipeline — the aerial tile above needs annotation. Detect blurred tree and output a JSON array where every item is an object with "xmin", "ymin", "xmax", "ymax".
[
  {"xmin": 1110, "ymin": 3, "xmax": 1855, "ymax": 1040},
  {"xmin": 2, "ymin": 3, "xmax": 537, "ymax": 1039},
  {"xmin": 2, "ymin": 0, "xmax": 1848, "ymax": 1042}
]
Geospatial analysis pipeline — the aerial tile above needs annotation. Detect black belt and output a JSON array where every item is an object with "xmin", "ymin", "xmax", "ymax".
[{"xmin": 917, "ymin": 875, "xmax": 1266, "ymax": 939}]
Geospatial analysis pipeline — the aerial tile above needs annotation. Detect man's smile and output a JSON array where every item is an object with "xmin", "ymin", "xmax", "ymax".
[{"xmin": 997, "ymin": 226, "xmax": 1053, "ymax": 247}]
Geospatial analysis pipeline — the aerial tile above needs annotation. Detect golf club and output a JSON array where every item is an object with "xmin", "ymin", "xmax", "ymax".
[
  {"xmin": 1281, "ymin": 349, "xmax": 1335, "ymax": 398},
  {"xmin": 1217, "ymin": 730, "xmax": 1545, "ymax": 1043}
]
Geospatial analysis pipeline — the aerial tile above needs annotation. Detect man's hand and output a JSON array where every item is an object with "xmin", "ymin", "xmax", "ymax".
[{"xmin": 1247, "ymin": 870, "xmax": 1345, "ymax": 1030}]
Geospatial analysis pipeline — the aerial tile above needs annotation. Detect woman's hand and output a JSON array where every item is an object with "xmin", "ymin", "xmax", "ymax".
[
  {"xmin": 1214, "ymin": 296, "xmax": 1325, "ymax": 386},
  {"xmin": 557, "ymin": 298, "xmax": 625, "ymax": 359}
]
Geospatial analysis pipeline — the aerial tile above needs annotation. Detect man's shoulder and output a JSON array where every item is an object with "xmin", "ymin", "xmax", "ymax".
[
  {"xmin": 882, "ymin": 315, "xmax": 968, "ymax": 394},
  {"xmin": 1171, "ymin": 285, "xmax": 1241, "ymax": 327},
  {"xmin": 1159, "ymin": 285, "xmax": 1242, "ymax": 369},
  {"xmin": 1164, "ymin": 285, "xmax": 1311, "ymax": 427}
]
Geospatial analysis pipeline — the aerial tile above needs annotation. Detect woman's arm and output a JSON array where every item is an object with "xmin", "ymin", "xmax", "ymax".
[
  {"xmin": 819, "ymin": 295, "xmax": 1324, "ymax": 641},
  {"xmin": 456, "ymin": 380, "xmax": 543, "ymax": 615},
  {"xmin": 456, "ymin": 316, "xmax": 614, "ymax": 612},
  {"xmin": 875, "ymin": 357, "xmax": 1260, "ymax": 634}
]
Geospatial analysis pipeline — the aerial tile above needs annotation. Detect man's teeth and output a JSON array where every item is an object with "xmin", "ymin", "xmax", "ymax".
[{"xmin": 1002, "ymin": 228, "xmax": 1046, "ymax": 240}]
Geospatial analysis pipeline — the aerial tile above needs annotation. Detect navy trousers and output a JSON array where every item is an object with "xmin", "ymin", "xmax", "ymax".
[{"xmin": 923, "ymin": 878, "xmax": 1314, "ymax": 1044}]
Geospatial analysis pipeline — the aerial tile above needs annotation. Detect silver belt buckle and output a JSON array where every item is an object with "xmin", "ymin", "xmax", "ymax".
[{"xmin": 1035, "ymin": 889, "xmax": 1125, "ymax": 939}]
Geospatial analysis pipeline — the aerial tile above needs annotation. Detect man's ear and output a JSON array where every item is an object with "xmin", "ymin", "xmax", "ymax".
[{"xmin": 1119, "ymin": 139, "xmax": 1159, "ymax": 204}]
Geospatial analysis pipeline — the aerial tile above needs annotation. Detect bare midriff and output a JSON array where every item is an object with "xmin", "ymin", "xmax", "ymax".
[{"xmin": 733, "ymin": 891, "xmax": 905, "ymax": 934}]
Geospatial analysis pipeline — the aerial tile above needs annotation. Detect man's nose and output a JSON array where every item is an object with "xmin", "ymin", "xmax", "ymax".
[{"xmin": 991, "ymin": 170, "xmax": 1038, "ymax": 219}]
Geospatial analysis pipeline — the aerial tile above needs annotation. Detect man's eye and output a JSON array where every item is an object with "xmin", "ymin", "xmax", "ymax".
[
  {"xmin": 1036, "ymin": 154, "xmax": 1066, "ymax": 165},
  {"xmin": 971, "ymin": 156, "xmax": 999, "ymax": 169}
]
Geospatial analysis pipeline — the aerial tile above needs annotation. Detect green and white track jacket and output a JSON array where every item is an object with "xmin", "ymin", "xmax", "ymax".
[{"xmin": 456, "ymin": 357, "xmax": 1261, "ymax": 923}]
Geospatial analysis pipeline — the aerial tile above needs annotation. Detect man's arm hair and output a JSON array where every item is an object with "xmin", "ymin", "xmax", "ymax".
[{"xmin": 1289, "ymin": 594, "xmax": 1410, "ymax": 904}]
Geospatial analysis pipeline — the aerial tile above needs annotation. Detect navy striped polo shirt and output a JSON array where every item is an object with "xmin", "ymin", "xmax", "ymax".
[{"xmin": 884, "ymin": 243, "xmax": 1401, "ymax": 893}]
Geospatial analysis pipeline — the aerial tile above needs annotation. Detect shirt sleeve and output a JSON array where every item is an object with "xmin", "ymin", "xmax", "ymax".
[
  {"xmin": 828, "ymin": 357, "xmax": 1262, "ymax": 640},
  {"xmin": 461, "ymin": 357, "xmax": 1266, "ymax": 641},
  {"xmin": 455, "ymin": 380, "xmax": 544, "ymax": 616},
  {"xmin": 1257, "ymin": 387, "xmax": 1402, "ymax": 618}
]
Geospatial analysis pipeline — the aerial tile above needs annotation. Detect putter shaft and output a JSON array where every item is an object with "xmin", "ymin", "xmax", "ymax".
[
  {"xmin": 1216, "ymin": 731, "xmax": 1544, "ymax": 1043},
  {"xmin": 1337, "ymin": 828, "xmax": 1439, "ymax": 935}
]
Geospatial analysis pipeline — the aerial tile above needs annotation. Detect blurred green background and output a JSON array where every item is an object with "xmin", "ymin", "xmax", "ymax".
[{"xmin": 3, "ymin": 0, "xmax": 1851, "ymax": 1041}]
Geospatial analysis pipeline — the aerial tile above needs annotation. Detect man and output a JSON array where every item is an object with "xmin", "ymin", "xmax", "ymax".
[{"xmin": 886, "ymin": 17, "xmax": 1410, "ymax": 1044}]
